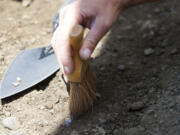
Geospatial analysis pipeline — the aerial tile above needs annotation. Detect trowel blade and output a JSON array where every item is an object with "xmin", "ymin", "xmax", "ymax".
[{"xmin": 0, "ymin": 46, "xmax": 60, "ymax": 99}]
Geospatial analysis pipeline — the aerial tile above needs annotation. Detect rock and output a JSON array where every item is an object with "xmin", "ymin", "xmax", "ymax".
[
  {"xmin": 39, "ymin": 105, "xmax": 45, "ymax": 110},
  {"xmin": 171, "ymin": 48, "xmax": 178, "ymax": 55},
  {"xmin": 71, "ymin": 130, "xmax": 79, "ymax": 135},
  {"xmin": 45, "ymin": 103, "xmax": 53, "ymax": 110},
  {"xmin": 127, "ymin": 101, "xmax": 145, "ymax": 111},
  {"xmin": 96, "ymin": 92, "xmax": 102, "ymax": 98},
  {"xmin": 153, "ymin": 8, "xmax": 161, "ymax": 14},
  {"xmin": 48, "ymin": 109, "xmax": 54, "ymax": 114},
  {"xmin": 141, "ymin": 20, "xmax": 155, "ymax": 30},
  {"xmin": 2, "ymin": 117, "xmax": 20, "ymax": 130},
  {"xmin": 118, "ymin": 65, "xmax": 126, "ymax": 71},
  {"xmin": 22, "ymin": 0, "xmax": 32, "ymax": 7},
  {"xmin": 144, "ymin": 48, "xmax": 154, "ymax": 56}
]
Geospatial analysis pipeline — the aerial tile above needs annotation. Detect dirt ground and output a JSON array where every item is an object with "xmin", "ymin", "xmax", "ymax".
[{"xmin": 1, "ymin": 0, "xmax": 180, "ymax": 134}]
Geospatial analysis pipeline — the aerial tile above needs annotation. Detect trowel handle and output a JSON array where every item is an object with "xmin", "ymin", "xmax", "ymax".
[{"xmin": 66, "ymin": 24, "xmax": 84, "ymax": 82}]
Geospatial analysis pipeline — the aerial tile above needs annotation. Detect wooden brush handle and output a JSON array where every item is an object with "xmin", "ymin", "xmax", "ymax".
[{"xmin": 67, "ymin": 24, "xmax": 84, "ymax": 82}]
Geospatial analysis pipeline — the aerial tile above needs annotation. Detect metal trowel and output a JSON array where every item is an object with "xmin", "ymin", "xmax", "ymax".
[
  {"xmin": 0, "ymin": 0, "xmax": 74, "ymax": 99},
  {"xmin": 0, "ymin": 46, "xmax": 59, "ymax": 99}
]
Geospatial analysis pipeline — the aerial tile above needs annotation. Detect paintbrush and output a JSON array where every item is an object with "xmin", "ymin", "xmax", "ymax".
[{"xmin": 66, "ymin": 24, "xmax": 96, "ymax": 117}]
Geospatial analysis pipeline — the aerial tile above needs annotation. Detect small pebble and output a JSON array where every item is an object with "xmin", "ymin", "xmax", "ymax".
[
  {"xmin": 118, "ymin": 65, "xmax": 126, "ymax": 71},
  {"xmin": 144, "ymin": 48, "xmax": 154, "ymax": 56},
  {"xmin": 2, "ymin": 117, "xmax": 20, "ymax": 130},
  {"xmin": 39, "ymin": 105, "xmax": 45, "ymax": 110},
  {"xmin": 48, "ymin": 109, "xmax": 54, "ymax": 114},
  {"xmin": 127, "ymin": 101, "xmax": 145, "ymax": 111},
  {"xmin": 153, "ymin": 8, "xmax": 161, "ymax": 13},
  {"xmin": 12, "ymin": 82, "xmax": 20, "ymax": 87},
  {"xmin": 96, "ymin": 92, "xmax": 101, "ymax": 98},
  {"xmin": 171, "ymin": 48, "xmax": 178, "ymax": 55},
  {"xmin": 45, "ymin": 103, "xmax": 53, "ymax": 110},
  {"xmin": 141, "ymin": 20, "xmax": 154, "ymax": 30}
]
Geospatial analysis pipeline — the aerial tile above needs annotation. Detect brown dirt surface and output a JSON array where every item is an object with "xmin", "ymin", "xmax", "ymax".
[{"xmin": 1, "ymin": 0, "xmax": 180, "ymax": 135}]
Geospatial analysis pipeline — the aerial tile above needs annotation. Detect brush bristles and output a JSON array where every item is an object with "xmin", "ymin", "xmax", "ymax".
[{"xmin": 69, "ymin": 63, "xmax": 96, "ymax": 117}]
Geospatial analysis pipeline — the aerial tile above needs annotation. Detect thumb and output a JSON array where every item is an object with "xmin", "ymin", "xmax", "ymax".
[{"xmin": 79, "ymin": 18, "xmax": 109, "ymax": 60}]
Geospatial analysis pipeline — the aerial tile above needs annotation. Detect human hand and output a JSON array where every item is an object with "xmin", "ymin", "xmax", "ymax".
[{"xmin": 51, "ymin": 0, "xmax": 128, "ymax": 76}]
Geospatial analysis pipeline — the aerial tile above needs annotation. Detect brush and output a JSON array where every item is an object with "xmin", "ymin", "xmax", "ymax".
[{"xmin": 66, "ymin": 24, "xmax": 96, "ymax": 117}]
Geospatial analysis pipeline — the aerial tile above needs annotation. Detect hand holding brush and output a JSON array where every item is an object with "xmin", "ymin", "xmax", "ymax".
[{"xmin": 51, "ymin": 0, "xmax": 160, "ymax": 117}]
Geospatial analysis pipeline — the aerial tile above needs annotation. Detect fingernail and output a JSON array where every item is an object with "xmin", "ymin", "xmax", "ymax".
[
  {"xmin": 80, "ymin": 48, "xmax": 91, "ymax": 60},
  {"xmin": 64, "ymin": 66, "xmax": 72, "ymax": 74}
]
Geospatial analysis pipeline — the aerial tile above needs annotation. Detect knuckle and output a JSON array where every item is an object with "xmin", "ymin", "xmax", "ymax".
[
  {"xmin": 103, "ymin": 19, "xmax": 112, "ymax": 28},
  {"xmin": 86, "ymin": 38, "xmax": 96, "ymax": 50}
]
